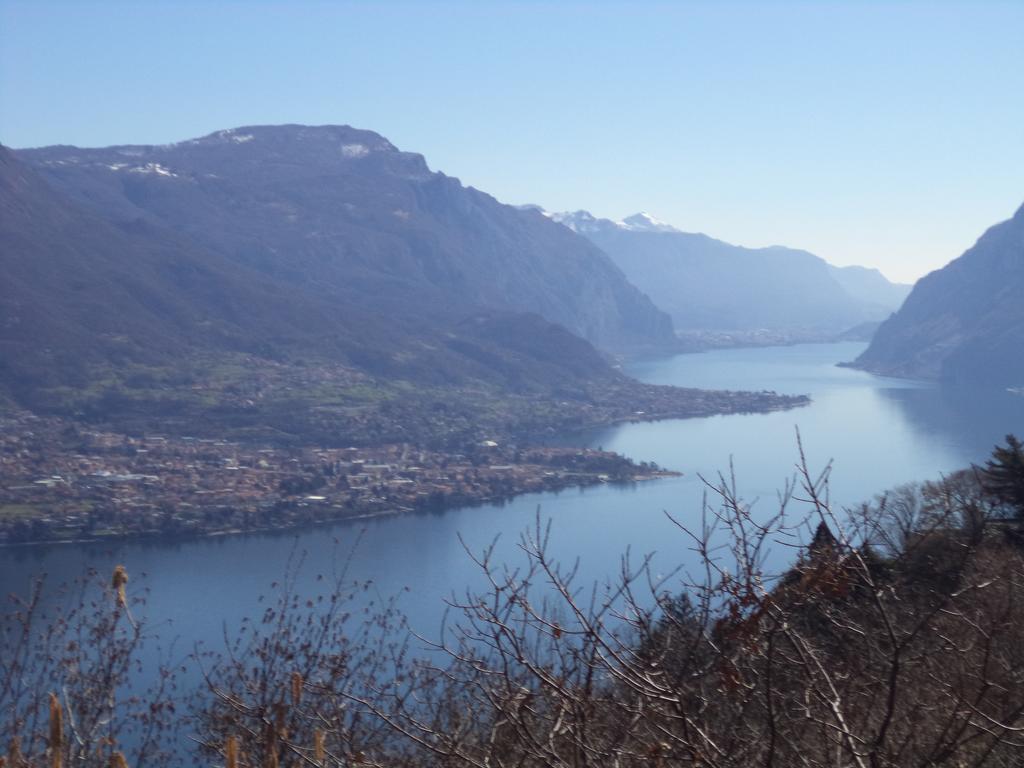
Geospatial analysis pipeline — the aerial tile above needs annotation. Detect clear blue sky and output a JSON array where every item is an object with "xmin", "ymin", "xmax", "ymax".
[{"xmin": 2, "ymin": 0, "xmax": 1022, "ymax": 283}]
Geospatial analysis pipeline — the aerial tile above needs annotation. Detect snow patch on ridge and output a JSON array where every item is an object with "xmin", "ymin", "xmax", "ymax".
[
  {"xmin": 129, "ymin": 163, "xmax": 177, "ymax": 177},
  {"xmin": 340, "ymin": 143, "xmax": 370, "ymax": 159}
]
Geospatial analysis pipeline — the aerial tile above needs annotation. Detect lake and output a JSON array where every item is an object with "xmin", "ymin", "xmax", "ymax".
[{"xmin": 3, "ymin": 340, "xmax": 1024, "ymax": 657}]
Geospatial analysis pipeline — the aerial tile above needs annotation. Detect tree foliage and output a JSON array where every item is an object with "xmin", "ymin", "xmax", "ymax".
[{"xmin": 982, "ymin": 433, "xmax": 1024, "ymax": 518}]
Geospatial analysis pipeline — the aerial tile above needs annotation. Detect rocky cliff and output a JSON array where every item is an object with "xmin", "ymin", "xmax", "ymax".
[{"xmin": 852, "ymin": 203, "xmax": 1024, "ymax": 385}]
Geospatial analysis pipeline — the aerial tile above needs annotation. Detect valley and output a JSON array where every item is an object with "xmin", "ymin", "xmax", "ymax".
[
  {"xmin": 3, "ymin": 123, "xmax": 1020, "ymax": 553},
  {"xmin": 0, "ymin": 127, "xmax": 816, "ymax": 545}
]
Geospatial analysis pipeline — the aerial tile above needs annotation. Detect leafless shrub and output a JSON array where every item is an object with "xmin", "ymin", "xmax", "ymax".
[
  {"xmin": 336, "ymin": 441, "xmax": 1024, "ymax": 767},
  {"xmin": 189, "ymin": 548, "xmax": 411, "ymax": 767},
  {"xmin": 0, "ymin": 567, "xmax": 176, "ymax": 768}
]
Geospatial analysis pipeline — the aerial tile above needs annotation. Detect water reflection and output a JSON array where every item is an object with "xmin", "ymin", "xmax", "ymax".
[{"xmin": 877, "ymin": 386, "xmax": 1024, "ymax": 461}]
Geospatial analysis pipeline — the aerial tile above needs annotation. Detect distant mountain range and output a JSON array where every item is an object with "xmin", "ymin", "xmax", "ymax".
[
  {"xmin": 852, "ymin": 203, "xmax": 1024, "ymax": 386},
  {"xmin": 2, "ymin": 126, "xmax": 693, "ymax": 414},
  {"xmin": 537, "ymin": 209, "xmax": 911, "ymax": 336}
]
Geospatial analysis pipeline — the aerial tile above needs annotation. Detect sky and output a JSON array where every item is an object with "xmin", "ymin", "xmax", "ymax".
[{"xmin": 2, "ymin": 0, "xmax": 1022, "ymax": 284}]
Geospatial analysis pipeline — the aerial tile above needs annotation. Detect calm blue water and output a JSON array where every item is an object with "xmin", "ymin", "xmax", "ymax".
[{"xmin": 3, "ymin": 341, "xmax": 1023, "ymax": 649}]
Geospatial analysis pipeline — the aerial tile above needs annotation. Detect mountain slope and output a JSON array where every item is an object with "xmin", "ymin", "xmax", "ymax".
[
  {"xmin": 0, "ymin": 144, "xmax": 634, "ymax": 418},
  {"xmin": 0, "ymin": 144, "xmax": 320, "ymax": 387},
  {"xmin": 547, "ymin": 210, "xmax": 910, "ymax": 335},
  {"xmin": 16, "ymin": 125, "xmax": 674, "ymax": 353},
  {"xmin": 1, "ymin": 127, "xmax": 820, "ymax": 452},
  {"xmin": 851, "ymin": 203, "xmax": 1024, "ymax": 385}
]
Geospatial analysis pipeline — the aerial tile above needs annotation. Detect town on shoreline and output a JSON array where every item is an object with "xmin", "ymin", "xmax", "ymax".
[
  {"xmin": 1, "ymin": 411, "xmax": 683, "ymax": 546},
  {"xmin": 0, "ymin": 377, "xmax": 808, "ymax": 546}
]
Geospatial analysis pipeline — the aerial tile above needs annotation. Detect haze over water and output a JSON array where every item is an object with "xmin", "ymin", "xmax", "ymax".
[{"xmin": 3, "ymin": 341, "xmax": 1023, "ymax": 643}]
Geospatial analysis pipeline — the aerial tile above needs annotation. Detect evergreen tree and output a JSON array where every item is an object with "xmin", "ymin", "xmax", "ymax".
[{"xmin": 981, "ymin": 434, "xmax": 1024, "ymax": 518}]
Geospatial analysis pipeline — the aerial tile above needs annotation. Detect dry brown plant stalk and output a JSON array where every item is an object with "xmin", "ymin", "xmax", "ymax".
[
  {"xmin": 313, "ymin": 730, "xmax": 325, "ymax": 765},
  {"xmin": 225, "ymin": 735, "xmax": 239, "ymax": 768},
  {"xmin": 7, "ymin": 737, "xmax": 24, "ymax": 768},
  {"xmin": 47, "ymin": 693, "xmax": 62, "ymax": 768},
  {"xmin": 111, "ymin": 566, "xmax": 129, "ymax": 609}
]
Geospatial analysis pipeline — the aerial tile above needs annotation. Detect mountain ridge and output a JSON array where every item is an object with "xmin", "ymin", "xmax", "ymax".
[
  {"xmin": 17, "ymin": 125, "xmax": 675, "ymax": 355},
  {"xmin": 541, "ymin": 208, "xmax": 911, "ymax": 335},
  {"xmin": 0, "ymin": 141, "xmax": 638, "ymax": 416}
]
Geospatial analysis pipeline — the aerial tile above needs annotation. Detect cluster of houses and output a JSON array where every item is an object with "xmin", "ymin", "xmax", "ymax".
[{"xmin": 0, "ymin": 411, "xmax": 670, "ymax": 544}]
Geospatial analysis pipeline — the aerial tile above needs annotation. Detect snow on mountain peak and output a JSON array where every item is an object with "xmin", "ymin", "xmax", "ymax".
[
  {"xmin": 544, "ymin": 210, "xmax": 605, "ymax": 233},
  {"xmin": 535, "ymin": 208, "xmax": 682, "ymax": 234},
  {"xmin": 523, "ymin": 208, "xmax": 682, "ymax": 236},
  {"xmin": 550, "ymin": 209, "xmax": 596, "ymax": 224},
  {"xmin": 618, "ymin": 212, "xmax": 679, "ymax": 233}
]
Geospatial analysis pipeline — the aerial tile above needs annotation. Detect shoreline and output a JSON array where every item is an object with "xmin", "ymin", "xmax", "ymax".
[
  {"xmin": 0, "ymin": 382, "xmax": 804, "ymax": 548},
  {"xmin": 0, "ymin": 469, "xmax": 681, "ymax": 550}
]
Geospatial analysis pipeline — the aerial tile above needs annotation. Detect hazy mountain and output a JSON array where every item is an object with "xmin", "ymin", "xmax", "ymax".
[
  {"xmin": 851, "ymin": 203, "xmax": 1024, "ymax": 386},
  {"xmin": 828, "ymin": 264, "xmax": 912, "ymax": 315},
  {"xmin": 17, "ymin": 125, "xmax": 673, "ymax": 354},
  {"xmin": 544, "ymin": 210, "xmax": 911, "ymax": 335}
]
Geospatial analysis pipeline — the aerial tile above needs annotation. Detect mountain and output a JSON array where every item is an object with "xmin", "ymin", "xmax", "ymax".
[
  {"xmin": 1, "ymin": 140, "xmax": 809, "ymax": 447},
  {"xmin": 16, "ymin": 125, "xmax": 674, "ymax": 354},
  {"xmin": 0, "ymin": 141, "xmax": 654, "ymax": 425},
  {"xmin": 0, "ymin": 144, "xmax": 309, "ymax": 389},
  {"xmin": 545, "ymin": 210, "xmax": 911, "ymax": 335},
  {"xmin": 828, "ymin": 264, "xmax": 911, "ymax": 316},
  {"xmin": 851, "ymin": 203, "xmax": 1024, "ymax": 386}
]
